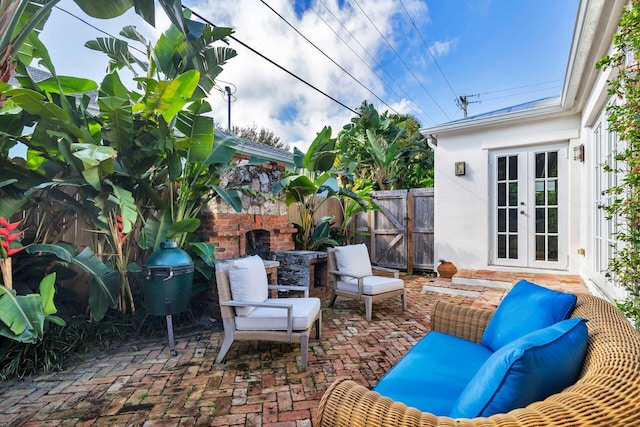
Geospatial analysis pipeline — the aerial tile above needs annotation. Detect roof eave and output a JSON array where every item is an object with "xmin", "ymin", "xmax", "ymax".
[{"xmin": 420, "ymin": 103, "xmax": 568, "ymax": 137}]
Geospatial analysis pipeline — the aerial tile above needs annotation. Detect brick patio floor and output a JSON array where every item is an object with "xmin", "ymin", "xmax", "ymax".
[{"xmin": 0, "ymin": 272, "xmax": 590, "ymax": 427}]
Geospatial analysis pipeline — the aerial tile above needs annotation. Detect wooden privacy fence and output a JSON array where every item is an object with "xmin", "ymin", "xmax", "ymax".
[{"xmin": 352, "ymin": 189, "xmax": 434, "ymax": 273}]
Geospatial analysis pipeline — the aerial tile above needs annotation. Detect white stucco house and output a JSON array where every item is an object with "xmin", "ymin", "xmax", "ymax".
[{"xmin": 421, "ymin": 0, "xmax": 627, "ymax": 301}]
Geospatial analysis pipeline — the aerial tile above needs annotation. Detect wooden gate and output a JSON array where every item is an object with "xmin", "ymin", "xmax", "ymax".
[
  {"xmin": 355, "ymin": 188, "xmax": 434, "ymax": 273},
  {"xmin": 370, "ymin": 190, "xmax": 407, "ymax": 270}
]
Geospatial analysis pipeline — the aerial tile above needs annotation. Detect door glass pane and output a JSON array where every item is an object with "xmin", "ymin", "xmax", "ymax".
[
  {"xmin": 509, "ymin": 208, "xmax": 518, "ymax": 232},
  {"xmin": 508, "ymin": 156, "xmax": 518, "ymax": 180},
  {"xmin": 536, "ymin": 235, "xmax": 545, "ymax": 261},
  {"xmin": 548, "ymin": 208, "xmax": 558, "ymax": 233},
  {"xmin": 498, "ymin": 235, "xmax": 506, "ymax": 258},
  {"xmin": 498, "ymin": 183, "xmax": 506, "ymax": 206},
  {"xmin": 509, "ymin": 235, "xmax": 518, "ymax": 259},
  {"xmin": 498, "ymin": 157, "xmax": 506, "ymax": 180},
  {"xmin": 535, "ymin": 181, "xmax": 545, "ymax": 205},
  {"xmin": 498, "ymin": 209, "xmax": 506, "ymax": 232},
  {"xmin": 548, "ymin": 152, "xmax": 558, "ymax": 178},
  {"xmin": 508, "ymin": 183, "xmax": 518, "ymax": 206},
  {"xmin": 547, "ymin": 180, "xmax": 557, "ymax": 205},
  {"xmin": 548, "ymin": 236, "xmax": 558, "ymax": 261},
  {"xmin": 536, "ymin": 208, "xmax": 545, "ymax": 233},
  {"xmin": 535, "ymin": 153, "xmax": 545, "ymax": 178}
]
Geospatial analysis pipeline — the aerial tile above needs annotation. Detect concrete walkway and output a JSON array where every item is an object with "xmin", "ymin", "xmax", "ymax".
[{"xmin": 0, "ymin": 273, "xmax": 590, "ymax": 427}]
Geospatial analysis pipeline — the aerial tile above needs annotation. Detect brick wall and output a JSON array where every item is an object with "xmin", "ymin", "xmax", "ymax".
[
  {"xmin": 199, "ymin": 212, "xmax": 296, "ymax": 259},
  {"xmin": 197, "ymin": 158, "xmax": 297, "ymax": 320}
]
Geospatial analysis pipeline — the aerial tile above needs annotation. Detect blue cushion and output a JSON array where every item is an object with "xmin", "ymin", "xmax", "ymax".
[
  {"xmin": 450, "ymin": 317, "xmax": 588, "ymax": 418},
  {"xmin": 482, "ymin": 280, "xmax": 577, "ymax": 351},
  {"xmin": 373, "ymin": 331, "xmax": 493, "ymax": 415}
]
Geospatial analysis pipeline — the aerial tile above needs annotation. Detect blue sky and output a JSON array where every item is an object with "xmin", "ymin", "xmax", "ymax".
[{"xmin": 37, "ymin": 0, "xmax": 579, "ymax": 150}]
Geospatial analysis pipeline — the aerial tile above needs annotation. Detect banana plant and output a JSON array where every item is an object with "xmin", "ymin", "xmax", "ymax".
[
  {"xmin": 273, "ymin": 127, "xmax": 369, "ymax": 250},
  {"xmin": 0, "ymin": 0, "xmax": 197, "ymax": 87},
  {"xmin": 0, "ymin": 272, "xmax": 65, "ymax": 344}
]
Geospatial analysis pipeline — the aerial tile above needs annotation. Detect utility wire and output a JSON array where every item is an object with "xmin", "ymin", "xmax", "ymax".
[
  {"xmin": 258, "ymin": 0, "xmax": 399, "ymax": 114},
  {"xmin": 477, "ymin": 80, "xmax": 564, "ymax": 96},
  {"xmin": 352, "ymin": 0, "xmax": 451, "ymax": 120},
  {"xmin": 54, "ymin": 6, "xmax": 147, "ymax": 56},
  {"xmin": 398, "ymin": 0, "xmax": 457, "ymax": 99},
  {"xmin": 313, "ymin": 0, "xmax": 435, "ymax": 125},
  {"xmin": 184, "ymin": 6, "xmax": 359, "ymax": 115}
]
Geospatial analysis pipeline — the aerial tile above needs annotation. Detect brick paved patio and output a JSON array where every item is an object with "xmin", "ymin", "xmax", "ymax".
[{"xmin": 0, "ymin": 272, "xmax": 590, "ymax": 427}]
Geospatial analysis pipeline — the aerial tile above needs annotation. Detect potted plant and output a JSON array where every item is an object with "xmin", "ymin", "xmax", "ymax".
[{"xmin": 437, "ymin": 259, "xmax": 457, "ymax": 279}]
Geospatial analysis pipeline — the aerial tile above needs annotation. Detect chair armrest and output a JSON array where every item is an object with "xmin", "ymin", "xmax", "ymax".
[
  {"xmin": 328, "ymin": 269, "xmax": 366, "ymax": 279},
  {"xmin": 431, "ymin": 300, "xmax": 494, "ymax": 344},
  {"xmin": 317, "ymin": 378, "xmax": 442, "ymax": 426},
  {"xmin": 220, "ymin": 300, "xmax": 294, "ymax": 339},
  {"xmin": 268, "ymin": 285, "xmax": 309, "ymax": 297},
  {"xmin": 372, "ymin": 265, "xmax": 400, "ymax": 278}
]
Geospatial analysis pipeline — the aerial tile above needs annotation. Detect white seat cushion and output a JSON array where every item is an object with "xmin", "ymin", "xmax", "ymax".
[
  {"xmin": 229, "ymin": 255, "xmax": 269, "ymax": 316},
  {"xmin": 334, "ymin": 244, "xmax": 373, "ymax": 280},
  {"xmin": 337, "ymin": 275, "xmax": 404, "ymax": 295},
  {"xmin": 235, "ymin": 297, "xmax": 321, "ymax": 331}
]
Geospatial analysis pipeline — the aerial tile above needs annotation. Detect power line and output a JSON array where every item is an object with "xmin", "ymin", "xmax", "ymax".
[
  {"xmin": 184, "ymin": 6, "xmax": 359, "ymax": 116},
  {"xmin": 54, "ymin": 6, "xmax": 147, "ymax": 57},
  {"xmin": 313, "ymin": 0, "xmax": 435, "ymax": 125},
  {"xmin": 398, "ymin": 0, "xmax": 457, "ymax": 100},
  {"xmin": 352, "ymin": 0, "xmax": 451, "ymax": 121},
  {"xmin": 477, "ymin": 80, "xmax": 564, "ymax": 96},
  {"xmin": 258, "ymin": 0, "xmax": 399, "ymax": 115}
]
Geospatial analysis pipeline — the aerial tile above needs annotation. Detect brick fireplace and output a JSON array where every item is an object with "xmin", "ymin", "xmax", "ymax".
[{"xmin": 197, "ymin": 155, "xmax": 296, "ymax": 319}]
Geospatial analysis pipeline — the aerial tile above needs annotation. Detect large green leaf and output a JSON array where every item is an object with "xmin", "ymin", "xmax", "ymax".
[
  {"xmin": 88, "ymin": 270, "xmax": 120, "ymax": 322},
  {"xmin": 37, "ymin": 76, "xmax": 98, "ymax": 94},
  {"xmin": 176, "ymin": 100, "xmax": 213, "ymax": 163},
  {"xmin": 145, "ymin": 70, "xmax": 199, "ymax": 122},
  {"xmin": 26, "ymin": 245, "xmax": 118, "ymax": 310},
  {"xmin": 211, "ymin": 185, "xmax": 242, "ymax": 212},
  {"xmin": 0, "ymin": 286, "xmax": 43, "ymax": 343},
  {"xmin": 304, "ymin": 126, "xmax": 336, "ymax": 172},
  {"xmin": 113, "ymin": 186, "xmax": 137, "ymax": 234},
  {"xmin": 73, "ymin": 0, "xmax": 137, "ymax": 20},
  {"xmin": 85, "ymin": 37, "xmax": 147, "ymax": 73},
  {"xmin": 140, "ymin": 211, "xmax": 173, "ymax": 251},
  {"xmin": 166, "ymin": 218, "xmax": 200, "ymax": 239},
  {"xmin": 38, "ymin": 272, "xmax": 57, "ymax": 317}
]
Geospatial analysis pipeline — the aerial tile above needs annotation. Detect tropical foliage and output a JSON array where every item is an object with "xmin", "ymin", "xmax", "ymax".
[
  {"xmin": 273, "ymin": 127, "xmax": 367, "ymax": 250},
  {"xmin": 337, "ymin": 100, "xmax": 434, "ymax": 191},
  {"xmin": 0, "ymin": 5, "xmax": 240, "ymax": 326},
  {"xmin": 596, "ymin": 0, "xmax": 640, "ymax": 328}
]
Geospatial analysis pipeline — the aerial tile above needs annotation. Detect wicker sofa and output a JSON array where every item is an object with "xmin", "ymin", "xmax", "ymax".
[{"xmin": 317, "ymin": 293, "xmax": 640, "ymax": 426}]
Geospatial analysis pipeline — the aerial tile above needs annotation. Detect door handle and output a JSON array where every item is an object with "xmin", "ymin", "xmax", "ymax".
[{"xmin": 520, "ymin": 210, "xmax": 526, "ymax": 215}]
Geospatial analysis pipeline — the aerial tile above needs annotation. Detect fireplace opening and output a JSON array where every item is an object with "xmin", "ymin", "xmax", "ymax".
[{"xmin": 245, "ymin": 229, "xmax": 272, "ymax": 259}]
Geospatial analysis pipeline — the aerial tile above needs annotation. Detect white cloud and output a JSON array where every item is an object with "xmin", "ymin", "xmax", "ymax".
[
  {"xmin": 188, "ymin": 0, "xmax": 430, "ymax": 151},
  {"xmin": 430, "ymin": 39, "xmax": 458, "ymax": 57}
]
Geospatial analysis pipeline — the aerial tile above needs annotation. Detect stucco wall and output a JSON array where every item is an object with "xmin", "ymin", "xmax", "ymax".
[{"xmin": 432, "ymin": 113, "xmax": 581, "ymax": 271}]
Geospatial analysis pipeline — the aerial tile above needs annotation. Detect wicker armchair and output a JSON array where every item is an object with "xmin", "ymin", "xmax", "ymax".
[{"xmin": 317, "ymin": 294, "xmax": 640, "ymax": 426}]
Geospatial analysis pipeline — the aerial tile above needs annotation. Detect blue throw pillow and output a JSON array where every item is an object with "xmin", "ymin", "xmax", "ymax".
[
  {"xmin": 482, "ymin": 280, "xmax": 577, "ymax": 351},
  {"xmin": 450, "ymin": 317, "xmax": 588, "ymax": 418}
]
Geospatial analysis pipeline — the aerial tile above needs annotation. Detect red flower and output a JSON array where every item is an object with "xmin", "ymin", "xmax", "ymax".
[
  {"xmin": 5, "ymin": 247, "xmax": 24, "ymax": 257},
  {"xmin": 0, "ymin": 217, "xmax": 24, "ymax": 258}
]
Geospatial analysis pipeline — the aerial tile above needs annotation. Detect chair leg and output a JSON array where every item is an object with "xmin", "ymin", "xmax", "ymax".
[
  {"xmin": 402, "ymin": 289, "xmax": 407, "ymax": 311},
  {"xmin": 300, "ymin": 332, "xmax": 309, "ymax": 371},
  {"xmin": 365, "ymin": 296, "xmax": 373, "ymax": 321},
  {"xmin": 328, "ymin": 290, "xmax": 337, "ymax": 307},
  {"xmin": 216, "ymin": 320, "xmax": 235, "ymax": 363},
  {"xmin": 315, "ymin": 311, "xmax": 322, "ymax": 339}
]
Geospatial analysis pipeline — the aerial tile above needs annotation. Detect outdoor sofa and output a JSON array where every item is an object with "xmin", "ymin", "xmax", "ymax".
[{"xmin": 317, "ymin": 281, "xmax": 640, "ymax": 426}]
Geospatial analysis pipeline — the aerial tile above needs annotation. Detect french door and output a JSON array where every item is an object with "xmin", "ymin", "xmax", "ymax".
[{"xmin": 490, "ymin": 144, "xmax": 568, "ymax": 269}]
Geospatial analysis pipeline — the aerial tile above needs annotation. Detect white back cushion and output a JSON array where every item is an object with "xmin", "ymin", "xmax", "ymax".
[
  {"xmin": 229, "ymin": 255, "xmax": 268, "ymax": 316},
  {"xmin": 334, "ymin": 244, "xmax": 373, "ymax": 280}
]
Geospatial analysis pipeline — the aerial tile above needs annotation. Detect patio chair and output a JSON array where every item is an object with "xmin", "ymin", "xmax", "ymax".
[
  {"xmin": 327, "ymin": 244, "xmax": 406, "ymax": 321},
  {"xmin": 215, "ymin": 255, "xmax": 322, "ymax": 371}
]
